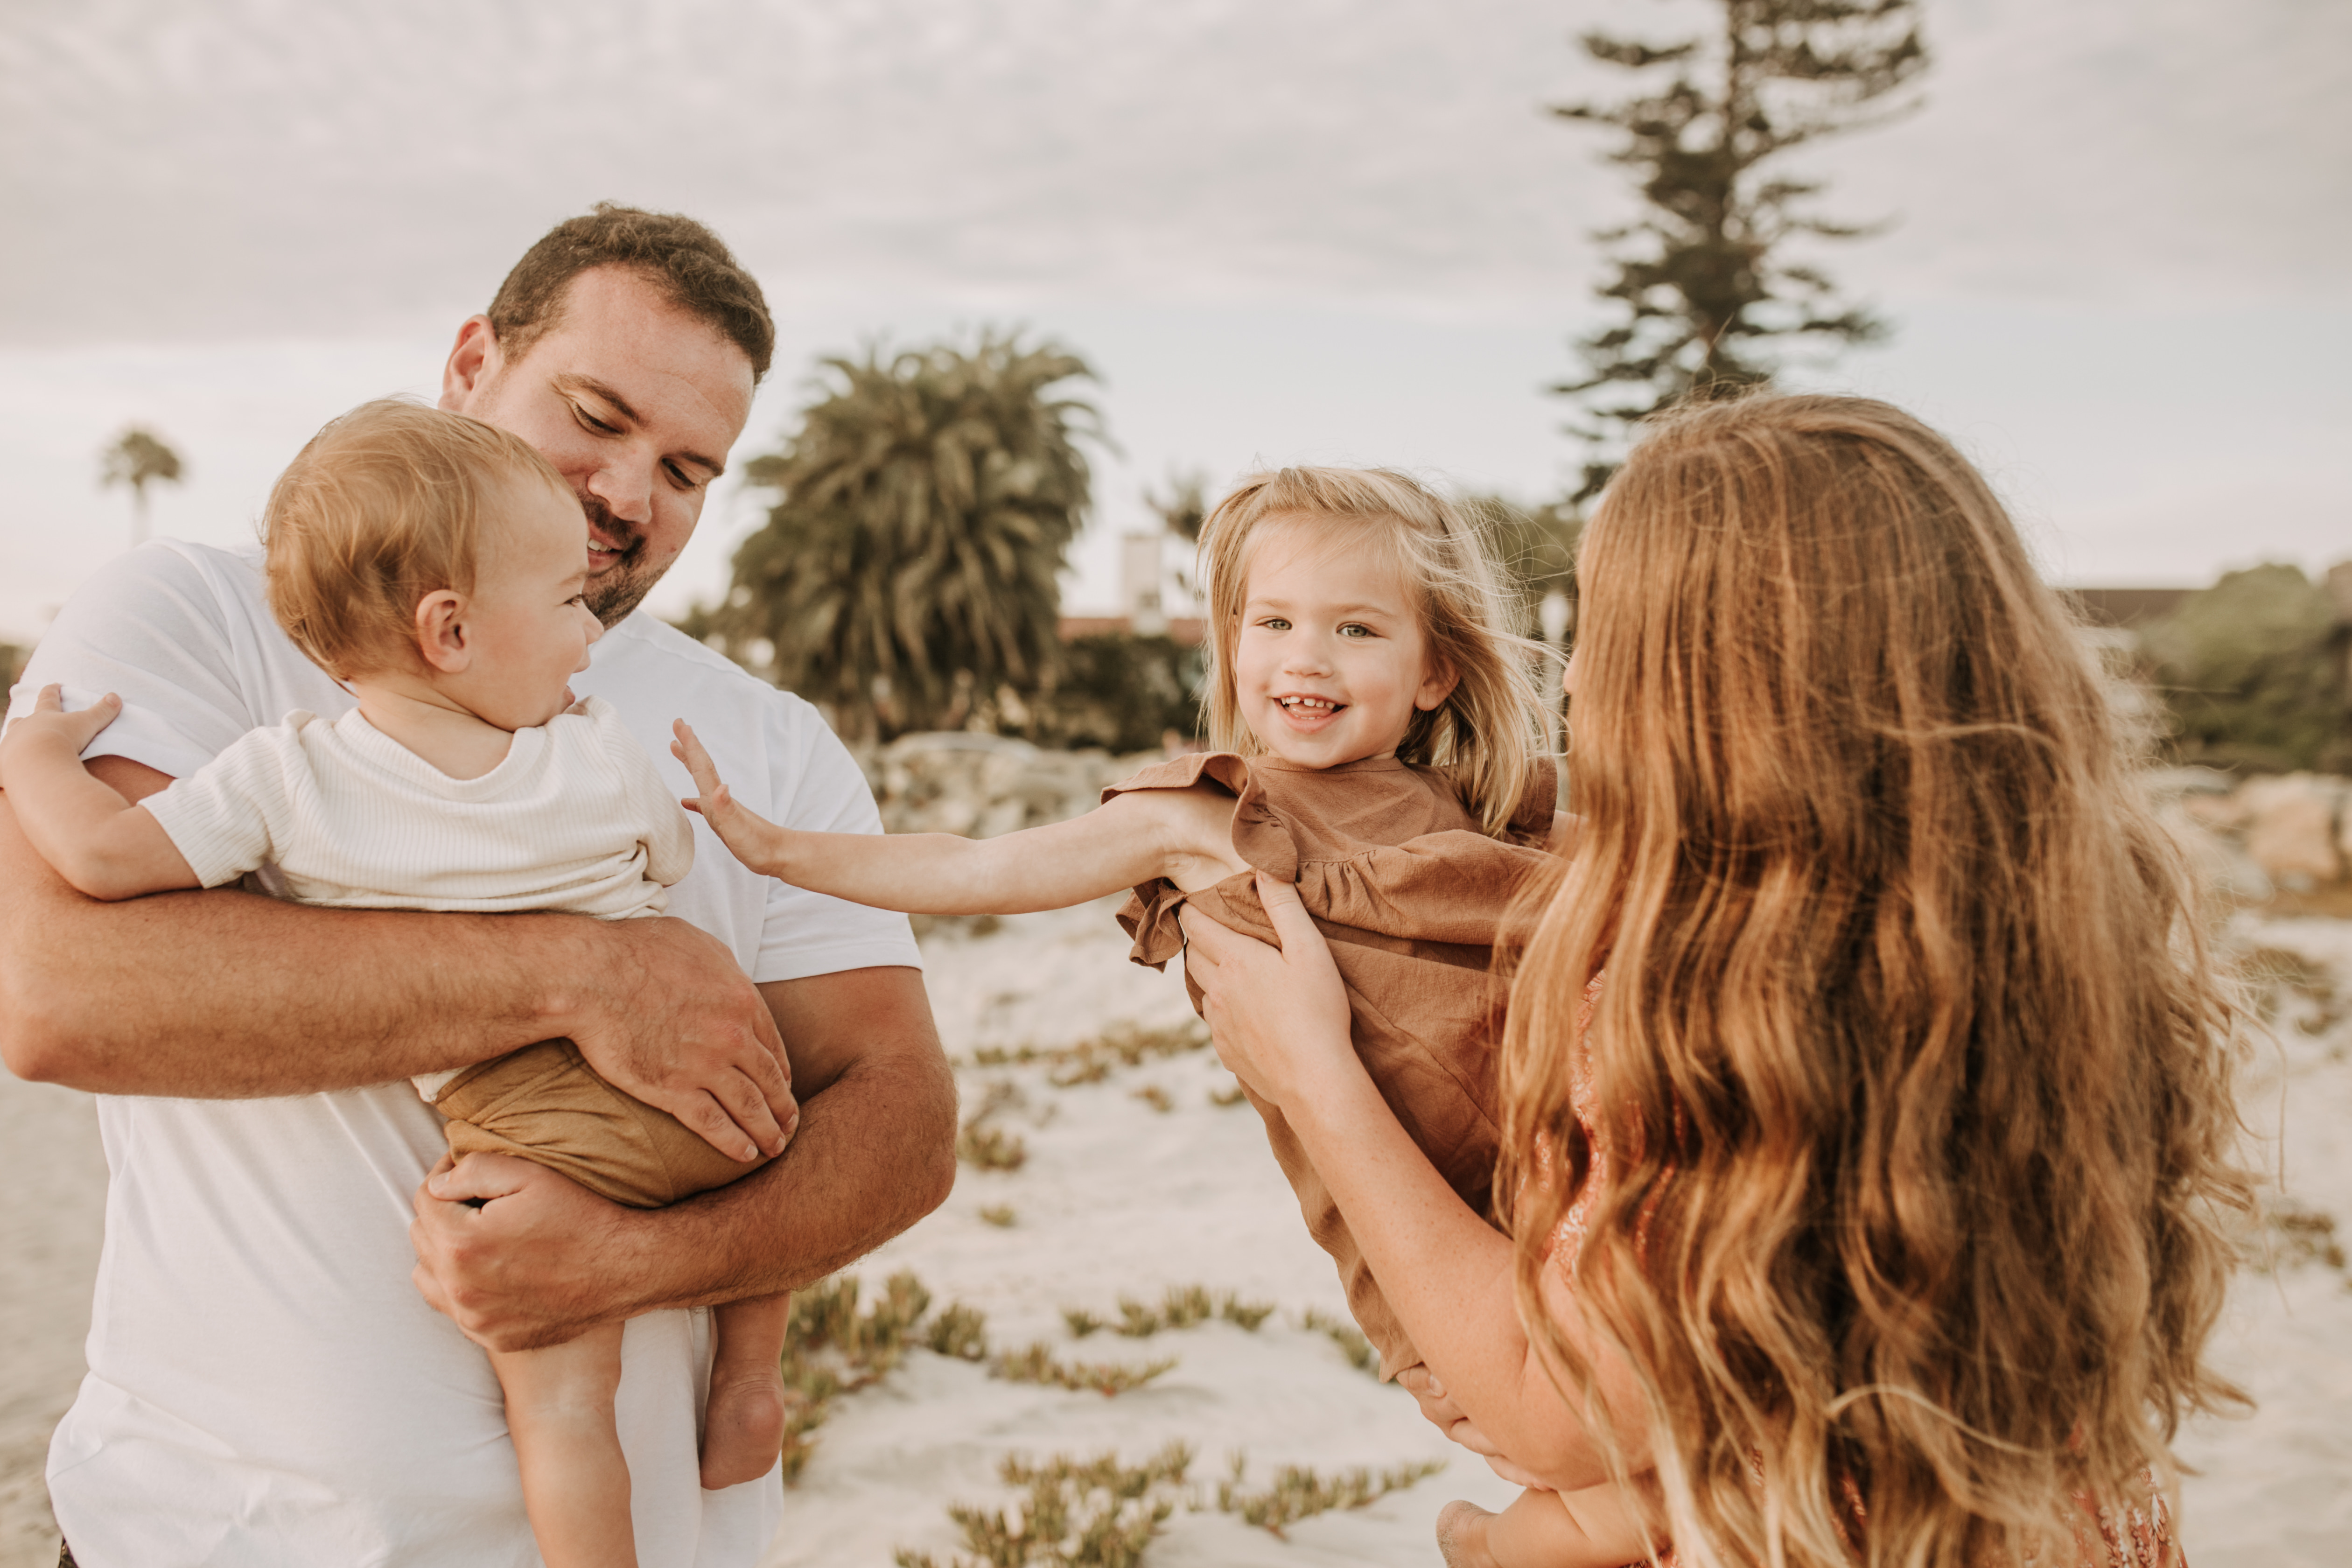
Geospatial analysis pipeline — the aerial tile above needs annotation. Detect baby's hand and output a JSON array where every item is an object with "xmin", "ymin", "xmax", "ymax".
[
  {"xmin": 671, "ymin": 720, "xmax": 789, "ymax": 875},
  {"xmin": 0, "ymin": 686, "xmax": 123, "ymax": 779}
]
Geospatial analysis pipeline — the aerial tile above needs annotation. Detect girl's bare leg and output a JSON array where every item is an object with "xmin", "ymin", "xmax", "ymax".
[
  {"xmin": 491, "ymin": 1320, "xmax": 636, "ymax": 1568},
  {"xmin": 1438, "ymin": 1480, "xmax": 1652, "ymax": 1568},
  {"xmin": 700, "ymin": 1292, "xmax": 791, "ymax": 1490}
]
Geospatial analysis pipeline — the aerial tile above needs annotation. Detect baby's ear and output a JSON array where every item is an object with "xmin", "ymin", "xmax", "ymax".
[
  {"xmin": 413, "ymin": 589, "xmax": 470, "ymax": 674},
  {"xmin": 1414, "ymin": 653, "xmax": 1461, "ymax": 712}
]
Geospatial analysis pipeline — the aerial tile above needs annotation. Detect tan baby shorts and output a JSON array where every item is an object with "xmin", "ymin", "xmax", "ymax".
[{"xmin": 433, "ymin": 1039, "xmax": 775, "ymax": 1208}]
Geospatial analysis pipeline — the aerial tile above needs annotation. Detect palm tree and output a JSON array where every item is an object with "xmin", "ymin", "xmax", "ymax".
[
  {"xmin": 100, "ymin": 426, "xmax": 185, "ymax": 547},
  {"xmin": 721, "ymin": 332, "xmax": 1103, "ymax": 740}
]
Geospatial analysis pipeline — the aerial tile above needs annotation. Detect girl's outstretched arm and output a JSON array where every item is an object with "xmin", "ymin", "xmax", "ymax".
[
  {"xmin": 672, "ymin": 721, "xmax": 1240, "ymax": 917},
  {"xmin": 0, "ymin": 687, "xmax": 199, "ymax": 902}
]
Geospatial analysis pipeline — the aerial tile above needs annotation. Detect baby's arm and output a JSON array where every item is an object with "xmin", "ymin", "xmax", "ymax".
[
  {"xmin": 0, "ymin": 687, "xmax": 198, "ymax": 901},
  {"xmin": 672, "ymin": 720, "xmax": 1241, "ymax": 915}
]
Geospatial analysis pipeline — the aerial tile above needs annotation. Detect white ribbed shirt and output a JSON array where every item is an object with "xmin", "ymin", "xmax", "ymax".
[{"xmin": 141, "ymin": 695, "xmax": 695, "ymax": 1102}]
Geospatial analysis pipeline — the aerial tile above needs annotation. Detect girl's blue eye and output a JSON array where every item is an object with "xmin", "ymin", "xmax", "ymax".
[
  {"xmin": 1261, "ymin": 617, "xmax": 1291, "ymax": 631},
  {"xmin": 1339, "ymin": 623, "xmax": 1372, "ymax": 638}
]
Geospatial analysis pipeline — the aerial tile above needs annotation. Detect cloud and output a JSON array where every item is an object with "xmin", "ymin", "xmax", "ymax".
[{"xmin": 3, "ymin": 0, "xmax": 2344, "ymax": 346}]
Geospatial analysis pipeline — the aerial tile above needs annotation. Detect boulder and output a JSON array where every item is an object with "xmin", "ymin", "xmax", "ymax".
[
  {"xmin": 2238, "ymin": 773, "xmax": 2345, "ymax": 890},
  {"xmin": 862, "ymin": 731, "xmax": 1166, "ymax": 839}
]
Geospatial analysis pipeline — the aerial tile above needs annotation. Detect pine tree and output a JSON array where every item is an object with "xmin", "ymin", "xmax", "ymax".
[
  {"xmin": 718, "ymin": 332, "xmax": 1102, "ymax": 741},
  {"xmin": 1554, "ymin": 0, "xmax": 1927, "ymax": 499}
]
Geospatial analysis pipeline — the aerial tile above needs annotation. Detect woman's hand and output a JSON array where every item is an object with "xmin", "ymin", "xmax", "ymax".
[
  {"xmin": 1396, "ymin": 1365, "xmax": 1553, "ymax": 1488},
  {"xmin": 1176, "ymin": 871, "xmax": 1356, "ymax": 1108}
]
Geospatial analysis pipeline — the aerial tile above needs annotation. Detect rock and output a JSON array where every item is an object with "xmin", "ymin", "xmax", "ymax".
[
  {"xmin": 859, "ymin": 731, "xmax": 1167, "ymax": 839},
  {"xmin": 2156, "ymin": 801, "xmax": 2274, "ymax": 906},
  {"xmin": 2239, "ymin": 773, "xmax": 2345, "ymax": 890}
]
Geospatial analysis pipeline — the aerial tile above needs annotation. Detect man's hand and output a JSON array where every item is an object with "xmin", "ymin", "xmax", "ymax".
[
  {"xmin": 559, "ymin": 916, "xmax": 798, "ymax": 1162},
  {"xmin": 410, "ymin": 1152, "xmax": 640, "ymax": 1351},
  {"xmin": 410, "ymin": 965, "xmax": 955, "ymax": 1340}
]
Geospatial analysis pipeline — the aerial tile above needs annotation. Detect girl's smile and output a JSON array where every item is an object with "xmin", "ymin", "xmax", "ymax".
[{"xmin": 1233, "ymin": 516, "xmax": 1456, "ymax": 769}]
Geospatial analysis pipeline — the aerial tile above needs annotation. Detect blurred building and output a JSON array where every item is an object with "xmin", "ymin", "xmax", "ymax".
[{"xmin": 1058, "ymin": 532, "xmax": 1205, "ymax": 646}]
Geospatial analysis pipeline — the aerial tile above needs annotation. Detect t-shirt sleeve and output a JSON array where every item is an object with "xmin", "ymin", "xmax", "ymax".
[
  {"xmin": 6, "ymin": 544, "xmax": 272, "ymax": 782},
  {"xmin": 750, "ymin": 704, "xmax": 923, "ymax": 985},
  {"xmin": 597, "ymin": 702, "xmax": 696, "ymax": 890},
  {"xmin": 139, "ymin": 725, "xmax": 303, "ymax": 889}
]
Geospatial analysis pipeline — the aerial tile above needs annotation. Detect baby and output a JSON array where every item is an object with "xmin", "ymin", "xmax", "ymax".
[
  {"xmin": 0, "ymin": 400, "xmax": 793, "ymax": 1568},
  {"xmin": 672, "ymin": 465, "xmax": 1654, "ymax": 1564}
]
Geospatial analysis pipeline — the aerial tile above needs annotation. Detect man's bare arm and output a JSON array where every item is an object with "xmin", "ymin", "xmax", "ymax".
[
  {"xmin": 0, "ymin": 755, "xmax": 794, "ymax": 1157},
  {"xmin": 408, "ymin": 963, "xmax": 958, "ymax": 1351}
]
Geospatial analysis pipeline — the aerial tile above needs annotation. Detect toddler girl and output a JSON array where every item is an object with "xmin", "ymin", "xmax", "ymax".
[
  {"xmin": 676, "ymin": 464, "xmax": 1566, "ymax": 1384},
  {"xmin": 0, "ymin": 400, "xmax": 796, "ymax": 1568}
]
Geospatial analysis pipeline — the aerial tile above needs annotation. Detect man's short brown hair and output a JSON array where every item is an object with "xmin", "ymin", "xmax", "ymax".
[
  {"xmin": 264, "ymin": 399, "xmax": 569, "ymax": 682},
  {"xmin": 486, "ymin": 202, "xmax": 775, "ymax": 380}
]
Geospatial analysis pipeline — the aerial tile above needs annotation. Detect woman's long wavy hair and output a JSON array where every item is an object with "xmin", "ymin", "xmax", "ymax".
[
  {"xmin": 1496, "ymin": 395, "xmax": 2251, "ymax": 1567},
  {"xmin": 1196, "ymin": 466, "xmax": 1552, "ymax": 837}
]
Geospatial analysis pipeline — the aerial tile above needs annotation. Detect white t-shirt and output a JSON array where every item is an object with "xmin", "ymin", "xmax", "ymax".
[
  {"xmin": 8, "ymin": 539, "xmax": 923, "ymax": 1568},
  {"xmin": 142, "ymin": 696, "xmax": 695, "ymax": 1102}
]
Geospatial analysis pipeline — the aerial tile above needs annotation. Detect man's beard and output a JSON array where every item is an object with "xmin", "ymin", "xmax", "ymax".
[{"xmin": 579, "ymin": 493, "xmax": 663, "ymax": 628}]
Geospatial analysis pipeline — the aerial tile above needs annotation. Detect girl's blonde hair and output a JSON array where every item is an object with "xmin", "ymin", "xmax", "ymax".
[
  {"xmin": 264, "ymin": 399, "xmax": 569, "ymax": 681},
  {"xmin": 1196, "ymin": 466, "xmax": 1551, "ymax": 836},
  {"xmin": 1498, "ymin": 395, "xmax": 2249, "ymax": 1566}
]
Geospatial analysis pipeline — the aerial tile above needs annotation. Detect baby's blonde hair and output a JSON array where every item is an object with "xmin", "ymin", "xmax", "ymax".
[
  {"xmin": 1197, "ymin": 466, "xmax": 1551, "ymax": 836},
  {"xmin": 263, "ymin": 399, "xmax": 569, "ymax": 681}
]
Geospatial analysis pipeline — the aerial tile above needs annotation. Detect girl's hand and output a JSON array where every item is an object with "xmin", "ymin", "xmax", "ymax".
[
  {"xmin": 670, "ymin": 720, "xmax": 787, "ymax": 875},
  {"xmin": 1176, "ymin": 870, "xmax": 1356, "ymax": 1108},
  {"xmin": 0, "ymin": 686, "xmax": 122, "ymax": 776}
]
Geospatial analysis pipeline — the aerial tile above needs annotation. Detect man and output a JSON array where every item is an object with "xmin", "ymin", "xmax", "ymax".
[{"xmin": 0, "ymin": 204, "xmax": 958, "ymax": 1565}]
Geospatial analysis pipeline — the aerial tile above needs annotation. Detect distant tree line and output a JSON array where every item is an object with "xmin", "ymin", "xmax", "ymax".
[{"xmin": 2137, "ymin": 564, "xmax": 2352, "ymax": 773}]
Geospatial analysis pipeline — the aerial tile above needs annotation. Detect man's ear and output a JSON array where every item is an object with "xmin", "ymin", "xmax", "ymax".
[
  {"xmin": 440, "ymin": 316, "xmax": 502, "ymax": 413},
  {"xmin": 1414, "ymin": 654, "xmax": 1461, "ymax": 713},
  {"xmin": 414, "ymin": 590, "xmax": 471, "ymax": 675}
]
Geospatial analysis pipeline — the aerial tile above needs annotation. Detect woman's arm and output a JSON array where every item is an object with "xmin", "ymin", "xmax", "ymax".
[
  {"xmin": 1179, "ymin": 874, "xmax": 1643, "ymax": 1491},
  {"xmin": 0, "ymin": 688, "xmax": 199, "ymax": 900},
  {"xmin": 672, "ymin": 720, "xmax": 1241, "ymax": 914}
]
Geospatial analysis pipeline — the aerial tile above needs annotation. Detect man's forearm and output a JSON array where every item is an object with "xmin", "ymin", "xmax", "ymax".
[
  {"xmin": 0, "ymin": 787, "xmax": 600, "ymax": 1096},
  {"xmin": 605, "ymin": 1010, "xmax": 958, "ymax": 1312}
]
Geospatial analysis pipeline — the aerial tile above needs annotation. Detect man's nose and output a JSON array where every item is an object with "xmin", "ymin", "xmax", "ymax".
[{"xmin": 586, "ymin": 455, "xmax": 652, "ymax": 525}]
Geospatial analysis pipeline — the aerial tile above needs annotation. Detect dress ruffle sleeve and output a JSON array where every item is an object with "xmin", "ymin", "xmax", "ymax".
[
  {"xmin": 1106, "ymin": 752, "xmax": 1560, "ymax": 969},
  {"xmin": 1102, "ymin": 751, "xmax": 1269, "ymax": 972}
]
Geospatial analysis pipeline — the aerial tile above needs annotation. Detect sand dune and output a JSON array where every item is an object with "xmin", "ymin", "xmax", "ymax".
[{"xmin": 2, "ymin": 903, "xmax": 2346, "ymax": 1565}]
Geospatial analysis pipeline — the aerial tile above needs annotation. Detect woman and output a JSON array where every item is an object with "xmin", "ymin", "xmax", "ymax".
[{"xmin": 1180, "ymin": 394, "xmax": 2248, "ymax": 1568}]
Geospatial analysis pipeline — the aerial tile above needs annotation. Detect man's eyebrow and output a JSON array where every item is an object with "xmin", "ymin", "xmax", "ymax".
[{"xmin": 553, "ymin": 373, "xmax": 727, "ymax": 477}]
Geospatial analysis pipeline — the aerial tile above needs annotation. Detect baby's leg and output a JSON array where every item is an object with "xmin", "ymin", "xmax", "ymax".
[
  {"xmin": 700, "ymin": 1292, "xmax": 791, "ymax": 1490},
  {"xmin": 492, "ymin": 1320, "xmax": 637, "ymax": 1568},
  {"xmin": 1437, "ymin": 1480, "xmax": 1652, "ymax": 1568}
]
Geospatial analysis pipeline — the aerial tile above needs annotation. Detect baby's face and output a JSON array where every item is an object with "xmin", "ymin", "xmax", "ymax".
[
  {"xmin": 1232, "ymin": 515, "xmax": 1456, "ymax": 770},
  {"xmin": 449, "ymin": 476, "xmax": 603, "ymax": 730}
]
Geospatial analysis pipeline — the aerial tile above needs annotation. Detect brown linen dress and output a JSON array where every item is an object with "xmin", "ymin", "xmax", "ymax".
[{"xmin": 1108, "ymin": 749, "xmax": 1558, "ymax": 1378}]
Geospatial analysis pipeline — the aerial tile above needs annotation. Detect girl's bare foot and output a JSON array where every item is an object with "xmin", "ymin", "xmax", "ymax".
[
  {"xmin": 1436, "ymin": 1498, "xmax": 1500, "ymax": 1568},
  {"xmin": 699, "ymin": 1361, "xmax": 787, "ymax": 1490}
]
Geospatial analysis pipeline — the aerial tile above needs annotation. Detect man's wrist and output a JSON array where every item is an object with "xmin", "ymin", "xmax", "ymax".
[{"xmin": 526, "ymin": 911, "xmax": 633, "ymax": 1044}]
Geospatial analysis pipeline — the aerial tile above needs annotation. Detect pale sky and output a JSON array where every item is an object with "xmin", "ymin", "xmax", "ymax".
[{"xmin": 3, "ymin": 0, "xmax": 2347, "ymax": 644}]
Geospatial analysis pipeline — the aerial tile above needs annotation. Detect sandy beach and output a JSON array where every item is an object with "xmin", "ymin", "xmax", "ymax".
[{"xmin": 3, "ymin": 901, "xmax": 2347, "ymax": 1566}]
